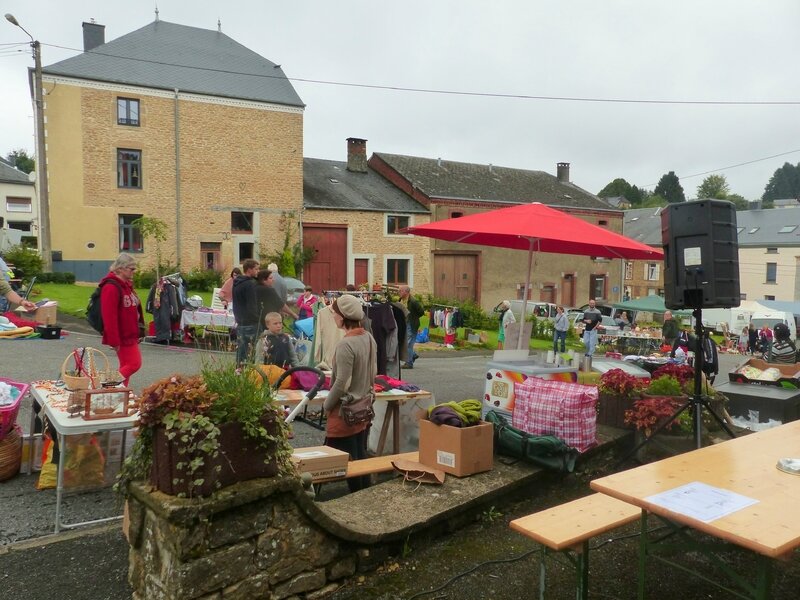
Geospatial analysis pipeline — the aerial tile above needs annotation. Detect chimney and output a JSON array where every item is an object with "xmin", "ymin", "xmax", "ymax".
[
  {"xmin": 82, "ymin": 21, "xmax": 105, "ymax": 52},
  {"xmin": 557, "ymin": 162, "xmax": 570, "ymax": 183},
  {"xmin": 346, "ymin": 137, "xmax": 368, "ymax": 173}
]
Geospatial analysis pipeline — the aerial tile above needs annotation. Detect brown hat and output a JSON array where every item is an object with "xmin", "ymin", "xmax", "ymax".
[{"xmin": 332, "ymin": 294, "xmax": 364, "ymax": 321}]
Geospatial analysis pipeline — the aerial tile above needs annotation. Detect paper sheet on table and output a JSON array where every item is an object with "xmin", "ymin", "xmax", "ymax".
[{"xmin": 645, "ymin": 481, "xmax": 759, "ymax": 523}]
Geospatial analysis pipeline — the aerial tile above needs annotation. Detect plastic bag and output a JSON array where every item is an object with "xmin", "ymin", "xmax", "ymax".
[{"xmin": 416, "ymin": 327, "xmax": 429, "ymax": 343}]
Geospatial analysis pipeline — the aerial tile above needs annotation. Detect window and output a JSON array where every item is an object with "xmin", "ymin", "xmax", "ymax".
[
  {"xmin": 624, "ymin": 262, "xmax": 633, "ymax": 280},
  {"xmin": 766, "ymin": 247, "xmax": 778, "ymax": 254},
  {"xmin": 645, "ymin": 263, "xmax": 660, "ymax": 281},
  {"xmin": 764, "ymin": 295, "xmax": 776, "ymax": 301},
  {"xmin": 386, "ymin": 215, "xmax": 410, "ymax": 235},
  {"xmin": 779, "ymin": 225, "xmax": 797, "ymax": 234},
  {"xmin": 201, "ymin": 242, "xmax": 222, "ymax": 271},
  {"xmin": 117, "ymin": 149, "xmax": 142, "ymax": 188},
  {"xmin": 748, "ymin": 227, "xmax": 759, "ymax": 234},
  {"xmin": 8, "ymin": 221, "xmax": 32, "ymax": 232},
  {"xmin": 117, "ymin": 98, "xmax": 140, "ymax": 126},
  {"xmin": 386, "ymin": 258, "xmax": 409, "ymax": 285},
  {"xmin": 231, "ymin": 211, "xmax": 254, "ymax": 234},
  {"xmin": 766, "ymin": 262, "xmax": 777, "ymax": 283},
  {"xmin": 589, "ymin": 274, "xmax": 606, "ymax": 300},
  {"xmin": 5, "ymin": 197, "xmax": 31, "ymax": 212},
  {"xmin": 119, "ymin": 214, "xmax": 143, "ymax": 252},
  {"xmin": 449, "ymin": 211, "xmax": 464, "ymax": 219}
]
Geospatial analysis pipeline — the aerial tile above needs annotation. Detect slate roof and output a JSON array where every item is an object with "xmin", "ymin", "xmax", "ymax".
[
  {"xmin": 623, "ymin": 206, "xmax": 664, "ymax": 246},
  {"xmin": 736, "ymin": 207, "xmax": 800, "ymax": 247},
  {"xmin": 43, "ymin": 21, "xmax": 304, "ymax": 108},
  {"xmin": 0, "ymin": 160, "xmax": 33, "ymax": 185},
  {"xmin": 372, "ymin": 153, "xmax": 611, "ymax": 210},
  {"xmin": 304, "ymin": 158, "xmax": 430, "ymax": 213}
]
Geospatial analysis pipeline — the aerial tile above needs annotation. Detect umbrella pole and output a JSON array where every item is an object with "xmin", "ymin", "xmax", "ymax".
[{"xmin": 516, "ymin": 242, "xmax": 535, "ymax": 350}]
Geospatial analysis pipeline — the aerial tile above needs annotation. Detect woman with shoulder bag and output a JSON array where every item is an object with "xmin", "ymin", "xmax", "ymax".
[{"xmin": 323, "ymin": 294, "xmax": 377, "ymax": 492}]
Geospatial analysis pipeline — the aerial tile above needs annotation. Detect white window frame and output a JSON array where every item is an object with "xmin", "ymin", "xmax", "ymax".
[
  {"xmin": 5, "ymin": 197, "xmax": 32, "ymax": 213},
  {"xmin": 624, "ymin": 261, "xmax": 633, "ymax": 280},
  {"xmin": 385, "ymin": 214, "xmax": 412, "ymax": 236},
  {"xmin": 383, "ymin": 254, "xmax": 413, "ymax": 287},
  {"xmin": 644, "ymin": 263, "xmax": 660, "ymax": 281}
]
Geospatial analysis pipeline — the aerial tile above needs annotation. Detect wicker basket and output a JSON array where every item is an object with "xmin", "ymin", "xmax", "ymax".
[
  {"xmin": 0, "ymin": 424, "xmax": 22, "ymax": 482},
  {"xmin": 61, "ymin": 347, "xmax": 118, "ymax": 390}
]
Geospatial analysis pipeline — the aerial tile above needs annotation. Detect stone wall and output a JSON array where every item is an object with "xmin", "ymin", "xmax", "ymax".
[{"xmin": 126, "ymin": 477, "xmax": 381, "ymax": 600}]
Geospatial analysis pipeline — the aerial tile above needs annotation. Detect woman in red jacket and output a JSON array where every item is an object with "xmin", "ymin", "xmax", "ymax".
[{"xmin": 100, "ymin": 253, "xmax": 144, "ymax": 386}]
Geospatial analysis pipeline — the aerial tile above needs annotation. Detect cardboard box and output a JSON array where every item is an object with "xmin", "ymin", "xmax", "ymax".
[
  {"xmin": 18, "ymin": 303, "xmax": 58, "ymax": 325},
  {"xmin": 418, "ymin": 419, "xmax": 493, "ymax": 477},
  {"xmin": 291, "ymin": 445, "xmax": 349, "ymax": 482},
  {"xmin": 729, "ymin": 357, "xmax": 800, "ymax": 389}
]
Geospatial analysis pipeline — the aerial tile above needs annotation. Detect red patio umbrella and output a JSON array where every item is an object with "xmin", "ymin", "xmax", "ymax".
[{"xmin": 404, "ymin": 202, "xmax": 663, "ymax": 349}]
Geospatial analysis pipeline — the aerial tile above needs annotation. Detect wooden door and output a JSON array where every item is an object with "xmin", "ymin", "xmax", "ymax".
[
  {"xmin": 303, "ymin": 224, "xmax": 348, "ymax": 292},
  {"xmin": 540, "ymin": 285, "xmax": 556, "ymax": 303},
  {"xmin": 433, "ymin": 254, "xmax": 477, "ymax": 302},
  {"xmin": 562, "ymin": 274, "xmax": 576, "ymax": 307},
  {"xmin": 354, "ymin": 258, "xmax": 369, "ymax": 288}
]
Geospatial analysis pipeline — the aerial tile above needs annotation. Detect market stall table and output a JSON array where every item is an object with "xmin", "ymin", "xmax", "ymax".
[
  {"xmin": 29, "ymin": 381, "xmax": 138, "ymax": 534},
  {"xmin": 591, "ymin": 420, "xmax": 800, "ymax": 599},
  {"xmin": 276, "ymin": 388, "xmax": 433, "ymax": 454},
  {"xmin": 180, "ymin": 309, "xmax": 236, "ymax": 331},
  {"xmin": 611, "ymin": 334, "xmax": 662, "ymax": 356},
  {"xmin": 714, "ymin": 380, "xmax": 800, "ymax": 425}
]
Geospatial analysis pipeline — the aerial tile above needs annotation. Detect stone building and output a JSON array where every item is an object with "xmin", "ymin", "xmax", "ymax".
[
  {"xmin": 40, "ymin": 19, "xmax": 304, "ymax": 280},
  {"xmin": 302, "ymin": 138, "xmax": 431, "ymax": 294},
  {"xmin": 368, "ymin": 155, "xmax": 625, "ymax": 311},
  {"xmin": 621, "ymin": 206, "xmax": 666, "ymax": 299}
]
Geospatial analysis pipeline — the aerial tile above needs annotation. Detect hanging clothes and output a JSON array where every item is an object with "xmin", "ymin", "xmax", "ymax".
[
  {"xmin": 313, "ymin": 305, "xmax": 345, "ymax": 366},
  {"xmin": 364, "ymin": 301, "xmax": 397, "ymax": 375}
]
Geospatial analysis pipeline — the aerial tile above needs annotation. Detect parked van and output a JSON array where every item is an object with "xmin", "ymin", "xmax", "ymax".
[
  {"xmin": 750, "ymin": 309, "xmax": 798, "ymax": 341},
  {"xmin": 701, "ymin": 307, "xmax": 755, "ymax": 334}
]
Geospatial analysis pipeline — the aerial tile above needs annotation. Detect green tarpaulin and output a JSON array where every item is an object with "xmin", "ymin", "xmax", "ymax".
[{"xmin": 612, "ymin": 295, "xmax": 692, "ymax": 316}]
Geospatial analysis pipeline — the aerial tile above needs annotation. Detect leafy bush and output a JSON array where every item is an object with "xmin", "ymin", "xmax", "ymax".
[
  {"xmin": 184, "ymin": 267, "xmax": 222, "ymax": 292},
  {"xmin": 2, "ymin": 245, "xmax": 43, "ymax": 277},
  {"xmin": 645, "ymin": 375, "xmax": 683, "ymax": 396},
  {"xmin": 624, "ymin": 397, "xmax": 683, "ymax": 434},
  {"xmin": 133, "ymin": 263, "xmax": 181, "ymax": 290},
  {"xmin": 598, "ymin": 369, "xmax": 648, "ymax": 398},
  {"xmin": 37, "ymin": 271, "xmax": 76, "ymax": 284}
]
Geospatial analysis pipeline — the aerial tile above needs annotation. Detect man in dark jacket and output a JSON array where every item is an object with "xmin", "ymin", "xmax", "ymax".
[
  {"xmin": 399, "ymin": 285, "xmax": 424, "ymax": 369},
  {"xmin": 232, "ymin": 258, "xmax": 260, "ymax": 364}
]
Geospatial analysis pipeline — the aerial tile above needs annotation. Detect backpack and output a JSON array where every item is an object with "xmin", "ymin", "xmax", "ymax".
[{"xmin": 86, "ymin": 279, "xmax": 122, "ymax": 333}]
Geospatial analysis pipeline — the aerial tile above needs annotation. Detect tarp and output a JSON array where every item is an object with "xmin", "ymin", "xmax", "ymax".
[{"xmin": 612, "ymin": 295, "xmax": 691, "ymax": 317}]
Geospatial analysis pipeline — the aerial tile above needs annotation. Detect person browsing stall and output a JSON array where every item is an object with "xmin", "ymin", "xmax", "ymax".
[
  {"xmin": 399, "ymin": 284, "xmax": 424, "ymax": 369},
  {"xmin": 662, "ymin": 310, "xmax": 680, "ymax": 348},
  {"xmin": 582, "ymin": 299, "xmax": 602, "ymax": 357},
  {"xmin": 296, "ymin": 286, "xmax": 317, "ymax": 320},
  {"xmin": 323, "ymin": 294, "xmax": 377, "ymax": 493},
  {"xmin": 769, "ymin": 323, "xmax": 797, "ymax": 364},
  {"xmin": 259, "ymin": 312, "xmax": 299, "ymax": 369},
  {"xmin": 497, "ymin": 300, "xmax": 516, "ymax": 350},
  {"xmin": 232, "ymin": 259, "xmax": 260, "ymax": 365},
  {"xmin": 218, "ymin": 267, "xmax": 241, "ymax": 308},
  {"xmin": 100, "ymin": 253, "xmax": 145, "ymax": 386},
  {"xmin": 553, "ymin": 305, "xmax": 569, "ymax": 354}
]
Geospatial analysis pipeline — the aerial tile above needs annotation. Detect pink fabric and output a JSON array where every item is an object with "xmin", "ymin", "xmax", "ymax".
[
  {"xmin": 512, "ymin": 377, "xmax": 597, "ymax": 452},
  {"xmin": 290, "ymin": 370, "xmax": 331, "ymax": 391}
]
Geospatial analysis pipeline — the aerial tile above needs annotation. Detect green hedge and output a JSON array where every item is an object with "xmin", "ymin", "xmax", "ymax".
[{"xmin": 37, "ymin": 271, "xmax": 76, "ymax": 284}]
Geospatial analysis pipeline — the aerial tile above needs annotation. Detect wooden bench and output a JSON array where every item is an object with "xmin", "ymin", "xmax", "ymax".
[
  {"xmin": 314, "ymin": 451, "xmax": 419, "ymax": 484},
  {"xmin": 510, "ymin": 493, "xmax": 640, "ymax": 600}
]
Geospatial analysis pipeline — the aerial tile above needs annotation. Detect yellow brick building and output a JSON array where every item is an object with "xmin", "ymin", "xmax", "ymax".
[{"xmin": 41, "ymin": 20, "xmax": 304, "ymax": 281}]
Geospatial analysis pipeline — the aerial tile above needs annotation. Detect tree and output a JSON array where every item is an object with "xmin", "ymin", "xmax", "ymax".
[
  {"xmin": 640, "ymin": 194, "xmax": 668, "ymax": 208},
  {"xmin": 726, "ymin": 193, "xmax": 750, "ymax": 211},
  {"xmin": 132, "ymin": 216, "xmax": 169, "ymax": 279},
  {"xmin": 696, "ymin": 174, "xmax": 730, "ymax": 200},
  {"xmin": 762, "ymin": 162, "xmax": 800, "ymax": 201},
  {"xmin": 598, "ymin": 178, "xmax": 633, "ymax": 199},
  {"xmin": 5, "ymin": 149, "xmax": 34, "ymax": 174},
  {"xmin": 654, "ymin": 171, "xmax": 685, "ymax": 204}
]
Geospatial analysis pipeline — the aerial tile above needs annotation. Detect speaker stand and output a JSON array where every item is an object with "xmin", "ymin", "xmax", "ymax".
[{"xmin": 620, "ymin": 307, "xmax": 737, "ymax": 465}]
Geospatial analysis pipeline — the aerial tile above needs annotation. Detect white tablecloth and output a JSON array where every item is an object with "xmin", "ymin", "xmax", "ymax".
[{"xmin": 180, "ymin": 309, "xmax": 236, "ymax": 329}]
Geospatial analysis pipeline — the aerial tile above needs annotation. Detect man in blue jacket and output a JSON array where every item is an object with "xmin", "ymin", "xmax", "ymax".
[{"xmin": 232, "ymin": 258, "xmax": 260, "ymax": 364}]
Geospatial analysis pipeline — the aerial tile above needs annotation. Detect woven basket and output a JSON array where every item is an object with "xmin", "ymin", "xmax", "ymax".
[
  {"xmin": 61, "ymin": 347, "xmax": 116, "ymax": 390},
  {"xmin": 0, "ymin": 424, "xmax": 22, "ymax": 482}
]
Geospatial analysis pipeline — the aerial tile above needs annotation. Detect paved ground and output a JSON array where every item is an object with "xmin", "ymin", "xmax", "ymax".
[{"xmin": 0, "ymin": 317, "xmax": 759, "ymax": 599}]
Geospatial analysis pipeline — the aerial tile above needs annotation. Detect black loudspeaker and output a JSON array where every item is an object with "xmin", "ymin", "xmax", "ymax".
[{"xmin": 661, "ymin": 199, "xmax": 740, "ymax": 309}]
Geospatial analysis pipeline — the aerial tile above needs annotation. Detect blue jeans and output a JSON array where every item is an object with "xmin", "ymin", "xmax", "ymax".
[
  {"xmin": 553, "ymin": 330, "xmax": 567, "ymax": 353},
  {"xmin": 236, "ymin": 324, "xmax": 259, "ymax": 365},
  {"xmin": 406, "ymin": 324, "xmax": 418, "ymax": 365},
  {"xmin": 583, "ymin": 329, "xmax": 598, "ymax": 356}
]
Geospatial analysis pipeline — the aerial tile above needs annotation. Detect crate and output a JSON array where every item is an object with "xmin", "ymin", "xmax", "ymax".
[{"xmin": 0, "ymin": 378, "xmax": 28, "ymax": 441}]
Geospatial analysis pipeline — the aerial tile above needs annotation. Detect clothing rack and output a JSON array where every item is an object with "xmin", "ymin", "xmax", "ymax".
[{"xmin": 431, "ymin": 303, "xmax": 458, "ymax": 310}]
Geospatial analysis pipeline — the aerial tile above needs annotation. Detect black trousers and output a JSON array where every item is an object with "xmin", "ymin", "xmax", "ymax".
[{"xmin": 325, "ymin": 429, "xmax": 370, "ymax": 493}]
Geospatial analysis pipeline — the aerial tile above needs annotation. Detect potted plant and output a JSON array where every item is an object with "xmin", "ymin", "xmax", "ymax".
[
  {"xmin": 596, "ymin": 368, "xmax": 649, "ymax": 429},
  {"xmin": 116, "ymin": 359, "xmax": 294, "ymax": 498}
]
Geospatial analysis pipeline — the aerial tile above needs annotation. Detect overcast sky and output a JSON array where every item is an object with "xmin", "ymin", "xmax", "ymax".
[{"xmin": 2, "ymin": 1, "xmax": 799, "ymax": 201}]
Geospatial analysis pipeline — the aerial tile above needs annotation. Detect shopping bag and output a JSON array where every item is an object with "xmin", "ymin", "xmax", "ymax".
[{"xmin": 512, "ymin": 377, "xmax": 597, "ymax": 453}]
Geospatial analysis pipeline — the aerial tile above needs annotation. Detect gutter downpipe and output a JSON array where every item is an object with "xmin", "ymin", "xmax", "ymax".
[{"xmin": 174, "ymin": 88, "xmax": 181, "ymax": 267}]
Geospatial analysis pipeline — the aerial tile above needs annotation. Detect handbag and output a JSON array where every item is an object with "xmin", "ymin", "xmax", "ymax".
[{"xmin": 339, "ymin": 390, "xmax": 376, "ymax": 426}]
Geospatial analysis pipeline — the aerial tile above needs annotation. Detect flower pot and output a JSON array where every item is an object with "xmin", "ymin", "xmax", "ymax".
[
  {"xmin": 596, "ymin": 392, "xmax": 636, "ymax": 429},
  {"xmin": 150, "ymin": 416, "xmax": 279, "ymax": 497}
]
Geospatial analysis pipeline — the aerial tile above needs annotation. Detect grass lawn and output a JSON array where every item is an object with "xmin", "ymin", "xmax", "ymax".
[{"xmin": 30, "ymin": 283, "xmax": 584, "ymax": 353}]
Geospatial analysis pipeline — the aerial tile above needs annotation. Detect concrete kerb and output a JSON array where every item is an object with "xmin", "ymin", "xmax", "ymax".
[{"xmin": 0, "ymin": 522, "xmax": 120, "ymax": 556}]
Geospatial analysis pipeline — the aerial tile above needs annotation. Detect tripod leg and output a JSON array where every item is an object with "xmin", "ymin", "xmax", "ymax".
[
  {"xmin": 697, "ymin": 397, "xmax": 737, "ymax": 439},
  {"xmin": 615, "ymin": 400, "xmax": 692, "ymax": 467}
]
